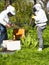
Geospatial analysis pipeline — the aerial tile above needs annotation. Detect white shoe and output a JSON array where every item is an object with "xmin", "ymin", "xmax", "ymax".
[{"xmin": 38, "ymin": 48, "xmax": 42, "ymax": 51}]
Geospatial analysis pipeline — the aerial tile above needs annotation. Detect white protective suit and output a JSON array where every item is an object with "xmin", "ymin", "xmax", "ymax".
[
  {"xmin": 0, "ymin": 10, "xmax": 9, "ymax": 26},
  {"xmin": 33, "ymin": 4, "xmax": 48, "ymax": 49},
  {"xmin": 0, "ymin": 5, "xmax": 15, "ymax": 26},
  {"xmin": 34, "ymin": 4, "xmax": 48, "ymax": 26}
]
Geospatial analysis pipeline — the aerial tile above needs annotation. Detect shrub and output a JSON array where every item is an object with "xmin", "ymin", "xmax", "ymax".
[
  {"xmin": 0, "ymin": 0, "xmax": 4, "ymax": 12},
  {"xmin": 21, "ymin": 26, "xmax": 38, "ymax": 48}
]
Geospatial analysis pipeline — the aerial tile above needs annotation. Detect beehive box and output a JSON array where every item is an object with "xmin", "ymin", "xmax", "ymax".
[{"xmin": 2, "ymin": 40, "xmax": 21, "ymax": 51}]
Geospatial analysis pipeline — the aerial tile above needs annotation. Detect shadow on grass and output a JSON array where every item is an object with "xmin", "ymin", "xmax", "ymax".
[{"xmin": 44, "ymin": 45, "xmax": 49, "ymax": 48}]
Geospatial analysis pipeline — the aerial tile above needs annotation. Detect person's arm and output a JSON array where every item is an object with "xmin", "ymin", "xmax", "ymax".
[
  {"xmin": 34, "ymin": 16, "xmax": 39, "ymax": 21},
  {"xmin": 3, "ymin": 16, "xmax": 11, "ymax": 28},
  {"xmin": 32, "ymin": 14, "xmax": 40, "ymax": 22}
]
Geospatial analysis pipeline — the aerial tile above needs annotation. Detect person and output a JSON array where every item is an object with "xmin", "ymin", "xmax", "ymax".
[
  {"xmin": 0, "ymin": 5, "xmax": 15, "ymax": 47},
  {"xmin": 32, "ymin": 4, "xmax": 48, "ymax": 51}
]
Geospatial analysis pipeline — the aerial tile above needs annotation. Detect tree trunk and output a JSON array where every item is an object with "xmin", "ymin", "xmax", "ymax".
[{"xmin": 4, "ymin": 0, "xmax": 12, "ymax": 9}]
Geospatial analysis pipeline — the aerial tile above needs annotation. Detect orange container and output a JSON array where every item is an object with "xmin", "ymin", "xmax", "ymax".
[{"xmin": 13, "ymin": 28, "xmax": 25, "ymax": 40}]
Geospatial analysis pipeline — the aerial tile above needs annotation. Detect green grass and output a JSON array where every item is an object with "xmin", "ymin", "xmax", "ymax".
[{"xmin": 0, "ymin": 48, "xmax": 49, "ymax": 65}]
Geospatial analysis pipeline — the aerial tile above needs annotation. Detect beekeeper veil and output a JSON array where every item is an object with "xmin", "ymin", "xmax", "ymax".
[
  {"xmin": 7, "ymin": 5, "xmax": 15, "ymax": 15},
  {"xmin": 33, "ymin": 4, "xmax": 42, "ymax": 11}
]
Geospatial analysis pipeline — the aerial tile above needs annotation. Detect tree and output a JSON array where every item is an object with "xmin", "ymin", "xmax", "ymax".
[{"xmin": 4, "ymin": 0, "xmax": 12, "ymax": 9}]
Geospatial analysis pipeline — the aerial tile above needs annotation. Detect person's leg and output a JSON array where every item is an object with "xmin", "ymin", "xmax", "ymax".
[
  {"xmin": 1, "ymin": 25, "xmax": 8, "ymax": 40},
  {"xmin": 37, "ymin": 26, "xmax": 44, "ymax": 49},
  {"xmin": 0, "ymin": 25, "xmax": 8, "ymax": 46},
  {"xmin": 0, "ymin": 25, "xmax": 2, "ymax": 47}
]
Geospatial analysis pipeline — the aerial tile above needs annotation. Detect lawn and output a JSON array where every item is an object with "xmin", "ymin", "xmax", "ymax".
[{"xmin": 0, "ymin": 48, "xmax": 49, "ymax": 65}]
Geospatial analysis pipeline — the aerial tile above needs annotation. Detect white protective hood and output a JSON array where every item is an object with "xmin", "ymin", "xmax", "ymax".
[
  {"xmin": 33, "ymin": 4, "xmax": 48, "ymax": 26},
  {"xmin": 34, "ymin": 4, "xmax": 42, "ymax": 11}
]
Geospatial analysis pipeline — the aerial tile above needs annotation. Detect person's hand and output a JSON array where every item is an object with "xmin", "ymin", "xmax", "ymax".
[
  {"xmin": 32, "ymin": 15, "xmax": 35, "ymax": 19},
  {"xmin": 6, "ymin": 23, "xmax": 11, "ymax": 28},
  {"xmin": 11, "ymin": 24, "xmax": 14, "ymax": 27}
]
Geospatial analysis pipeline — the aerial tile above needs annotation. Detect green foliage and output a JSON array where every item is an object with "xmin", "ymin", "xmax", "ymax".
[
  {"xmin": 43, "ymin": 26, "xmax": 49, "ymax": 45},
  {"xmin": 21, "ymin": 27, "xmax": 38, "ymax": 48},
  {"xmin": 7, "ymin": 28, "xmax": 13, "ymax": 40},
  {"xmin": 10, "ymin": 0, "xmax": 33, "ymax": 24},
  {"xmin": 0, "ymin": 45, "xmax": 49, "ymax": 65},
  {"xmin": 0, "ymin": 0, "xmax": 4, "ymax": 12}
]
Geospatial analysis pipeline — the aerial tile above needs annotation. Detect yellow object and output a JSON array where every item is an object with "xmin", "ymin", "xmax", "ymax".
[
  {"xmin": 16, "ymin": 29, "xmax": 25, "ymax": 38},
  {"xmin": 32, "ymin": 15, "xmax": 35, "ymax": 19},
  {"xmin": 13, "ymin": 28, "xmax": 25, "ymax": 40}
]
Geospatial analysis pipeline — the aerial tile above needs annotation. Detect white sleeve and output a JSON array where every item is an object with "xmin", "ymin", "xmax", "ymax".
[
  {"xmin": 34, "ymin": 10, "xmax": 43, "ymax": 22},
  {"xmin": 0, "ymin": 10, "xmax": 9, "ymax": 26},
  {"xmin": 34, "ymin": 10, "xmax": 48, "ymax": 23},
  {"xmin": 4, "ymin": 16, "xmax": 9, "ymax": 23},
  {"xmin": 3, "ymin": 16, "xmax": 9, "ymax": 26},
  {"xmin": 34, "ymin": 12, "xmax": 40, "ymax": 21},
  {"xmin": 34, "ymin": 16, "xmax": 39, "ymax": 21},
  {"xmin": 0, "ymin": 21, "xmax": 7, "ymax": 26}
]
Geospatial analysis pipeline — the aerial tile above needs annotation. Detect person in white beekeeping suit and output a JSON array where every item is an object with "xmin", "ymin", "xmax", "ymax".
[
  {"xmin": 0, "ymin": 5, "xmax": 15, "ymax": 47},
  {"xmin": 32, "ymin": 4, "xmax": 48, "ymax": 51}
]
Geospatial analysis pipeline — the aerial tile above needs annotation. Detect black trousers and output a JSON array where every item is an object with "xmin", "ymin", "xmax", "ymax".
[{"xmin": 0, "ymin": 24, "xmax": 8, "ymax": 44}]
